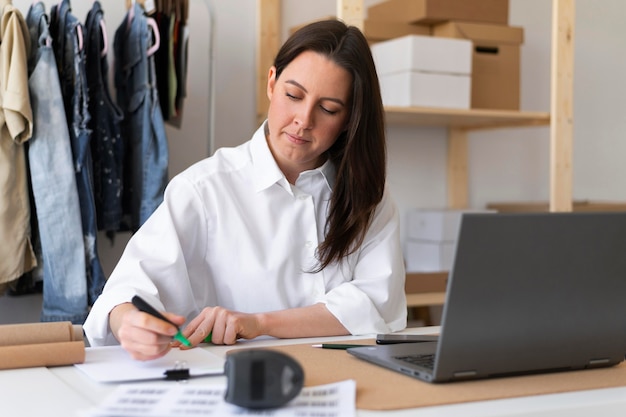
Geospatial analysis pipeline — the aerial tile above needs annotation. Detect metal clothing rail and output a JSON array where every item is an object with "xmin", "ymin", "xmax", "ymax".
[{"xmin": 202, "ymin": 0, "xmax": 216, "ymax": 156}]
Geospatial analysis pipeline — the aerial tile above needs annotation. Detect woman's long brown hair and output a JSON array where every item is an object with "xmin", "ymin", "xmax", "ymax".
[{"xmin": 273, "ymin": 20, "xmax": 387, "ymax": 271}]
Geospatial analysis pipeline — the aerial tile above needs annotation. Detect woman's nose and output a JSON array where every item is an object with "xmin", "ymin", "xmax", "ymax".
[{"xmin": 294, "ymin": 106, "xmax": 314, "ymax": 130}]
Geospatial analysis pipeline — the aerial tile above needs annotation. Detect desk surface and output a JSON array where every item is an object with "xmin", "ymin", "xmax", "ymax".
[{"xmin": 2, "ymin": 327, "xmax": 626, "ymax": 417}]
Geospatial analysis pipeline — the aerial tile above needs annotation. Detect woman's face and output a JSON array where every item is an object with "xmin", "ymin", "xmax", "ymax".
[{"xmin": 266, "ymin": 50, "xmax": 352, "ymax": 183}]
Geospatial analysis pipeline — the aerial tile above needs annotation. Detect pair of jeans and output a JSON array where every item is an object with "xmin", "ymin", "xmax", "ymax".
[
  {"xmin": 50, "ymin": 0, "xmax": 105, "ymax": 309},
  {"xmin": 114, "ymin": 3, "xmax": 169, "ymax": 231},
  {"xmin": 84, "ymin": 1, "xmax": 124, "ymax": 235},
  {"xmin": 26, "ymin": 2, "xmax": 88, "ymax": 323}
]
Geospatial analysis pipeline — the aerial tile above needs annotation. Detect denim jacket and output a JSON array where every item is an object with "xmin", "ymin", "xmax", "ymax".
[
  {"xmin": 84, "ymin": 1, "xmax": 124, "ymax": 235},
  {"xmin": 50, "ymin": 0, "xmax": 105, "ymax": 309},
  {"xmin": 26, "ymin": 1, "xmax": 89, "ymax": 323},
  {"xmin": 114, "ymin": 3, "xmax": 169, "ymax": 232}
]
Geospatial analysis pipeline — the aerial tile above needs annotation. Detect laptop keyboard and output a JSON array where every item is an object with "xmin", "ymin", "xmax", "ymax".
[{"xmin": 395, "ymin": 354, "xmax": 436, "ymax": 370}]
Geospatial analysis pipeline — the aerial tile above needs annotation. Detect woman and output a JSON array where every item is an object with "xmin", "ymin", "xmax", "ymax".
[{"xmin": 84, "ymin": 19, "xmax": 407, "ymax": 360}]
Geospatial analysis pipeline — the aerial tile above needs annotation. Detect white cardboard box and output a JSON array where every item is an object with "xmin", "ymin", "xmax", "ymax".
[
  {"xmin": 407, "ymin": 208, "xmax": 495, "ymax": 242},
  {"xmin": 404, "ymin": 239, "xmax": 456, "ymax": 272},
  {"xmin": 371, "ymin": 35, "xmax": 472, "ymax": 108},
  {"xmin": 379, "ymin": 71, "xmax": 470, "ymax": 108},
  {"xmin": 371, "ymin": 35, "xmax": 473, "ymax": 75}
]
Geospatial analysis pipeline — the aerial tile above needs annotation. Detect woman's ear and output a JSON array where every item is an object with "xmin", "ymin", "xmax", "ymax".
[{"xmin": 267, "ymin": 66, "xmax": 277, "ymax": 101}]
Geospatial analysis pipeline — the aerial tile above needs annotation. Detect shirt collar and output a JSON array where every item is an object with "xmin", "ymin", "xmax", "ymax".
[
  {"xmin": 250, "ymin": 122, "xmax": 286, "ymax": 193},
  {"xmin": 250, "ymin": 121, "xmax": 336, "ymax": 193}
]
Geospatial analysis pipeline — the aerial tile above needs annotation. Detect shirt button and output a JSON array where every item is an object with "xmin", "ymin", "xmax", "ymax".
[
  {"xmin": 298, "ymin": 195, "xmax": 308, "ymax": 200},
  {"xmin": 305, "ymin": 241, "xmax": 313, "ymax": 249}
]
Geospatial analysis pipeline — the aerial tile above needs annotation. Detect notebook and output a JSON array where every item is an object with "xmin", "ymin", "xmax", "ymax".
[{"xmin": 348, "ymin": 212, "xmax": 626, "ymax": 383}]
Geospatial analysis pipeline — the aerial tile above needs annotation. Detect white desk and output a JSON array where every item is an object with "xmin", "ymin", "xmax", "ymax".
[{"xmin": 2, "ymin": 326, "xmax": 626, "ymax": 417}]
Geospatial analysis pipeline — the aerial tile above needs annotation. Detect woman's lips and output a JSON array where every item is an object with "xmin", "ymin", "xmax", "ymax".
[{"xmin": 286, "ymin": 132, "xmax": 309, "ymax": 144}]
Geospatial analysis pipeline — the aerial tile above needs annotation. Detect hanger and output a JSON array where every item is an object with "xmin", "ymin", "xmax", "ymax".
[
  {"xmin": 99, "ymin": 19, "xmax": 108, "ymax": 57},
  {"xmin": 76, "ymin": 24, "xmax": 83, "ymax": 52},
  {"xmin": 146, "ymin": 17, "xmax": 160, "ymax": 57},
  {"xmin": 125, "ymin": 0, "xmax": 160, "ymax": 56}
]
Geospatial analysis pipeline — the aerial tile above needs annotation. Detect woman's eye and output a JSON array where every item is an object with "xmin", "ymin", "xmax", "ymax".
[
  {"xmin": 286, "ymin": 93, "xmax": 300, "ymax": 101},
  {"xmin": 321, "ymin": 106, "xmax": 338, "ymax": 115}
]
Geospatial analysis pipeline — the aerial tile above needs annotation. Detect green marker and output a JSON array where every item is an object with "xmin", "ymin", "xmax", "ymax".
[{"xmin": 131, "ymin": 295, "xmax": 192, "ymax": 347}]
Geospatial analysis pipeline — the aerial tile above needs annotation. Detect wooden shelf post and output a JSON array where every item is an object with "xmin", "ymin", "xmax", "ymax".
[
  {"xmin": 256, "ymin": 0, "xmax": 281, "ymax": 126},
  {"xmin": 447, "ymin": 128, "xmax": 469, "ymax": 208},
  {"xmin": 337, "ymin": 0, "xmax": 364, "ymax": 30},
  {"xmin": 550, "ymin": 0, "xmax": 575, "ymax": 212}
]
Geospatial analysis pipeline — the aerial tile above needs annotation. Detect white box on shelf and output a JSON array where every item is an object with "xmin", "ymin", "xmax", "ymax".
[
  {"xmin": 404, "ymin": 239, "xmax": 456, "ymax": 272},
  {"xmin": 371, "ymin": 35, "xmax": 473, "ymax": 76},
  {"xmin": 407, "ymin": 208, "xmax": 496, "ymax": 242},
  {"xmin": 371, "ymin": 35, "xmax": 472, "ymax": 109},
  {"xmin": 379, "ymin": 71, "xmax": 470, "ymax": 108}
]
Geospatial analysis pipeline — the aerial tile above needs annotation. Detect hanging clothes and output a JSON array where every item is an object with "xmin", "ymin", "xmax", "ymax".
[
  {"xmin": 114, "ymin": 3, "xmax": 169, "ymax": 232},
  {"xmin": 0, "ymin": 0, "xmax": 36, "ymax": 295},
  {"xmin": 50, "ymin": 0, "xmax": 105, "ymax": 310},
  {"xmin": 153, "ymin": 0, "xmax": 190, "ymax": 127},
  {"xmin": 154, "ymin": 5, "xmax": 173, "ymax": 121},
  {"xmin": 25, "ymin": 1, "xmax": 88, "ymax": 323},
  {"xmin": 170, "ymin": 0, "xmax": 190, "ymax": 128},
  {"xmin": 84, "ymin": 1, "xmax": 124, "ymax": 237}
]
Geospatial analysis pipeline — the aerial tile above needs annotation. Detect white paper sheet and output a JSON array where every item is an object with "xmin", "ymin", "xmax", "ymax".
[
  {"xmin": 74, "ymin": 346, "xmax": 224, "ymax": 383},
  {"xmin": 86, "ymin": 380, "xmax": 356, "ymax": 417}
]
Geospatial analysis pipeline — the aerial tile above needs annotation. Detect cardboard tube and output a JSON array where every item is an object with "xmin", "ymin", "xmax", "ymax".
[
  {"xmin": 0, "ymin": 322, "xmax": 80, "ymax": 346},
  {"xmin": 0, "ymin": 341, "xmax": 85, "ymax": 370},
  {"xmin": 0, "ymin": 322, "xmax": 85, "ymax": 370}
]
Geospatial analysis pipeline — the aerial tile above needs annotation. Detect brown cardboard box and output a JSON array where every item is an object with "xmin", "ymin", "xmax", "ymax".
[
  {"xmin": 405, "ymin": 272, "xmax": 448, "ymax": 294},
  {"xmin": 433, "ymin": 21, "xmax": 523, "ymax": 110},
  {"xmin": 368, "ymin": 0, "xmax": 509, "ymax": 25},
  {"xmin": 289, "ymin": 17, "xmax": 430, "ymax": 43},
  {"xmin": 364, "ymin": 19, "xmax": 430, "ymax": 42}
]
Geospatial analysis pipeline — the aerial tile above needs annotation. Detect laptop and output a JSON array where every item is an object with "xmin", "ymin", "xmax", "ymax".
[{"xmin": 348, "ymin": 212, "xmax": 626, "ymax": 383}]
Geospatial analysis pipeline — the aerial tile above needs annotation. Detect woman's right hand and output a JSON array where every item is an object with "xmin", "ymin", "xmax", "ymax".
[{"xmin": 109, "ymin": 302, "xmax": 187, "ymax": 361}]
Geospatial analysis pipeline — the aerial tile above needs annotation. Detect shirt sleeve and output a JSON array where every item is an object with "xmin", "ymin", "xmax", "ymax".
[
  {"xmin": 83, "ymin": 175, "xmax": 210, "ymax": 346},
  {"xmin": 322, "ymin": 188, "xmax": 407, "ymax": 335},
  {"xmin": 0, "ymin": 6, "xmax": 33, "ymax": 144}
]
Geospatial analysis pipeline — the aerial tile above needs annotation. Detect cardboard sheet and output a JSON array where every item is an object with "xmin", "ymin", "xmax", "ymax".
[
  {"xmin": 264, "ymin": 340, "xmax": 626, "ymax": 411},
  {"xmin": 0, "ymin": 322, "xmax": 85, "ymax": 369}
]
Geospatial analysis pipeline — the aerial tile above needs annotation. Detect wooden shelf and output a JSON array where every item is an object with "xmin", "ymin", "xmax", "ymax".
[{"xmin": 384, "ymin": 106, "xmax": 551, "ymax": 131}]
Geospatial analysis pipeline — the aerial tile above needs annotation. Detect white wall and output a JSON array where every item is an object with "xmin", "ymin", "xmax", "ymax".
[{"xmin": 13, "ymin": 0, "xmax": 626, "ymax": 275}]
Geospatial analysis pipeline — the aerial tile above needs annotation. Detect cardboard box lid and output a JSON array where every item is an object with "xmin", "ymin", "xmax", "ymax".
[
  {"xmin": 288, "ymin": 17, "xmax": 431, "ymax": 43},
  {"xmin": 368, "ymin": 0, "xmax": 509, "ymax": 25},
  {"xmin": 364, "ymin": 19, "xmax": 431, "ymax": 41},
  {"xmin": 433, "ymin": 21, "xmax": 524, "ymax": 45},
  {"xmin": 372, "ymin": 35, "xmax": 472, "ymax": 75}
]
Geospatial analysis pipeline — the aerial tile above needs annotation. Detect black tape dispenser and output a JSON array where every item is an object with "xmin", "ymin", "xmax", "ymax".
[{"xmin": 224, "ymin": 349, "xmax": 304, "ymax": 409}]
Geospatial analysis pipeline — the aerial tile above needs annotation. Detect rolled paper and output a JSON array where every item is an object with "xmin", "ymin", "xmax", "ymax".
[
  {"xmin": 0, "ymin": 322, "xmax": 82, "ymax": 346},
  {"xmin": 0, "ymin": 322, "xmax": 85, "ymax": 370},
  {"xmin": 0, "ymin": 341, "xmax": 85, "ymax": 369}
]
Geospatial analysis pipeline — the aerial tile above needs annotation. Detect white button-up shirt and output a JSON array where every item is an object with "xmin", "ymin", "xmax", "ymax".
[{"xmin": 84, "ymin": 124, "xmax": 407, "ymax": 346}]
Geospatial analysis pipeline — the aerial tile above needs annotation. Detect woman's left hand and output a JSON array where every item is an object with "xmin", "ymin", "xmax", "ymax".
[{"xmin": 181, "ymin": 306, "xmax": 264, "ymax": 346}]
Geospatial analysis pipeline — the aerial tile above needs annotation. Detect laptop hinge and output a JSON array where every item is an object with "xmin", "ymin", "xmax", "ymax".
[
  {"xmin": 588, "ymin": 358, "xmax": 611, "ymax": 367},
  {"xmin": 453, "ymin": 370, "xmax": 477, "ymax": 379}
]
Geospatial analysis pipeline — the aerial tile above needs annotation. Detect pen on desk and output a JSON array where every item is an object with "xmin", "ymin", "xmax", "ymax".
[
  {"xmin": 312, "ymin": 343, "xmax": 371, "ymax": 350},
  {"xmin": 131, "ymin": 295, "xmax": 192, "ymax": 347}
]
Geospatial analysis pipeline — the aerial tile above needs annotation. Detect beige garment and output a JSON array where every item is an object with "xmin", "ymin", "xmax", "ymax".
[{"xmin": 0, "ymin": 3, "xmax": 35, "ymax": 286}]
